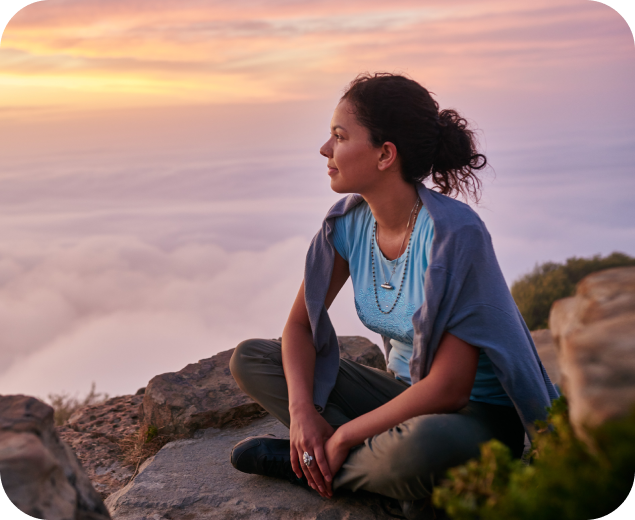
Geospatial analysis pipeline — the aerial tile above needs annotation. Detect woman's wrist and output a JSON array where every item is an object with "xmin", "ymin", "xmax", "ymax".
[
  {"xmin": 289, "ymin": 401, "xmax": 319, "ymax": 419},
  {"xmin": 331, "ymin": 424, "xmax": 357, "ymax": 450}
]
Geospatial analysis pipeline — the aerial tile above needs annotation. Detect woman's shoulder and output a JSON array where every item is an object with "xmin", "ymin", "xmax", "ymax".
[
  {"xmin": 420, "ymin": 187, "xmax": 481, "ymax": 227},
  {"xmin": 420, "ymin": 187, "xmax": 487, "ymax": 241},
  {"xmin": 333, "ymin": 199, "xmax": 372, "ymax": 243},
  {"xmin": 324, "ymin": 194, "xmax": 365, "ymax": 221}
]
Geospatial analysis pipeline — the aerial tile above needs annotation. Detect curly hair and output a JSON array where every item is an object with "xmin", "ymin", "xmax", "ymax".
[{"xmin": 341, "ymin": 72, "xmax": 487, "ymax": 201}]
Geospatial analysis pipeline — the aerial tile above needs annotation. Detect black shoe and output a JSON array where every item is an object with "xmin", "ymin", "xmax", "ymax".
[
  {"xmin": 230, "ymin": 435, "xmax": 309, "ymax": 489},
  {"xmin": 399, "ymin": 498, "xmax": 448, "ymax": 520}
]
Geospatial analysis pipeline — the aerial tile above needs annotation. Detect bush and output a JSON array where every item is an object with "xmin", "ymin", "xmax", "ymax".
[
  {"xmin": 45, "ymin": 382, "xmax": 109, "ymax": 426},
  {"xmin": 432, "ymin": 396, "xmax": 635, "ymax": 520},
  {"xmin": 511, "ymin": 252, "xmax": 635, "ymax": 330}
]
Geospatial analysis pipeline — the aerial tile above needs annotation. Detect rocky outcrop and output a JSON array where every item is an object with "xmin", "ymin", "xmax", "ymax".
[
  {"xmin": 0, "ymin": 395, "xmax": 111, "ymax": 520},
  {"xmin": 140, "ymin": 336, "xmax": 386, "ymax": 437},
  {"xmin": 105, "ymin": 414, "xmax": 394, "ymax": 520},
  {"xmin": 549, "ymin": 267, "xmax": 635, "ymax": 437},
  {"xmin": 57, "ymin": 394, "xmax": 144, "ymax": 498},
  {"xmin": 531, "ymin": 329, "xmax": 561, "ymax": 387}
]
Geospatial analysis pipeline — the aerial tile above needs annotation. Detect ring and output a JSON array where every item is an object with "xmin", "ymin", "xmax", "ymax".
[{"xmin": 303, "ymin": 451, "xmax": 313, "ymax": 468}]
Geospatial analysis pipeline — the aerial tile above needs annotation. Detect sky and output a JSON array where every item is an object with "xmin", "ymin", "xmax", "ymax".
[{"xmin": 0, "ymin": 0, "xmax": 634, "ymax": 400}]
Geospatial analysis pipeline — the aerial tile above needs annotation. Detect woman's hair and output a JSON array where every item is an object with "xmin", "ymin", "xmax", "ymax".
[{"xmin": 341, "ymin": 72, "xmax": 486, "ymax": 201}]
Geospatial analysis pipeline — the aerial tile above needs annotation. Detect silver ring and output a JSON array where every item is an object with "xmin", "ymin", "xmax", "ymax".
[{"xmin": 303, "ymin": 451, "xmax": 313, "ymax": 468}]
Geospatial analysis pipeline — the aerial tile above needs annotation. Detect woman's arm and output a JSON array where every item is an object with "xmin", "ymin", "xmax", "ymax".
[
  {"xmin": 323, "ymin": 332, "xmax": 480, "ymax": 493},
  {"xmin": 281, "ymin": 250, "xmax": 350, "ymax": 498}
]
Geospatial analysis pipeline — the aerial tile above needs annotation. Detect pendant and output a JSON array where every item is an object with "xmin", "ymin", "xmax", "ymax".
[{"xmin": 381, "ymin": 282, "xmax": 394, "ymax": 290}]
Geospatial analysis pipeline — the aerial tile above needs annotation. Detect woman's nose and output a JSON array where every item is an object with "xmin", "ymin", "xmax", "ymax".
[{"xmin": 320, "ymin": 141, "xmax": 332, "ymax": 158}]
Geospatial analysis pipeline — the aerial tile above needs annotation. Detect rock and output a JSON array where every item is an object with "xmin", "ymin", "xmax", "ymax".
[
  {"xmin": 66, "ymin": 394, "xmax": 143, "ymax": 438},
  {"xmin": 339, "ymin": 336, "xmax": 387, "ymax": 371},
  {"xmin": 105, "ymin": 415, "xmax": 394, "ymax": 520},
  {"xmin": 141, "ymin": 336, "xmax": 386, "ymax": 437},
  {"xmin": 57, "ymin": 426, "xmax": 134, "ymax": 500},
  {"xmin": 56, "ymin": 394, "xmax": 143, "ymax": 499},
  {"xmin": 0, "ymin": 395, "xmax": 111, "ymax": 520},
  {"xmin": 549, "ymin": 267, "xmax": 635, "ymax": 437},
  {"xmin": 141, "ymin": 349, "xmax": 266, "ymax": 437},
  {"xmin": 531, "ymin": 329, "xmax": 561, "ymax": 387}
]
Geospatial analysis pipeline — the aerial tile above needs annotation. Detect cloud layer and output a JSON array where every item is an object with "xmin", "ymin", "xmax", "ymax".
[{"xmin": 0, "ymin": 233, "xmax": 373, "ymax": 397}]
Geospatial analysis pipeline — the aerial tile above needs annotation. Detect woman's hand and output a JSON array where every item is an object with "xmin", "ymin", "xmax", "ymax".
[
  {"xmin": 289, "ymin": 407, "xmax": 335, "ymax": 498},
  {"xmin": 323, "ymin": 430, "xmax": 351, "ymax": 496}
]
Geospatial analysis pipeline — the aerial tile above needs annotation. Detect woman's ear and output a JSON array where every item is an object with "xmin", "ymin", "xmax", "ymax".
[{"xmin": 377, "ymin": 142, "xmax": 399, "ymax": 171}]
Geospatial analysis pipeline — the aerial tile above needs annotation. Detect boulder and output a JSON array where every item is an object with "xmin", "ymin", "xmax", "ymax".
[
  {"xmin": 141, "ymin": 349, "xmax": 266, "ymax": 437},
  {"xmin": 549, "ymin": 267, "xmax": 635, "ymax": 437},
  {"xmin": 105, "ymin": 414, "xmax": 394, "ymax": 520},
  {"xmin": 57, "ymin": 394, "xmax": 144, "ymax": 498},
  {"xmin": 141, "ymin": 336, "xmax": 386, "ymax": 437},
  {"xmin": 0, "ymin": 394, "xmax": 111, "ymax": 520},
  {"xmin": 530, "ymin": 329, "xmax": 561, "ymax": 388},
  {"xmin": 339, "ymin": 336, "xmax": 387, "ymax": 371}
]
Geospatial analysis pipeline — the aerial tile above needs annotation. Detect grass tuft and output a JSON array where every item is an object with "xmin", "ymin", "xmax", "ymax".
[{"xmin": 45, "ymin": 382, "xmax": 109, "ymax": 426}]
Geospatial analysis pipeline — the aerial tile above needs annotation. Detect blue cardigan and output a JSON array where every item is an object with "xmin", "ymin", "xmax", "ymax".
[{"xmin": 304, "ymin": 183, "xmax": 559, "ymax": 438}]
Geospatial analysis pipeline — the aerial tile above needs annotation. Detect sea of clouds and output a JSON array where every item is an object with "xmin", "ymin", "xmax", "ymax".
[
  {"xmin": 0, "ymin": 107, "xmax": 375, "ymax": 398},
  {"xmin": 1, "ymin": 99, "xmax": 634, "ymax": 399}
]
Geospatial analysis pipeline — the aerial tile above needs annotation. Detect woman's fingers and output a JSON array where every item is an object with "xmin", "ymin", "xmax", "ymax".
[
  {"xmin": 314, "ymin": 444, "xmax": 333, "ymax": 497},
  {"xmin": 304, "ymin": 447, "xmax": 329, "ymax": 497},
  {"xmin": 298, "ymin": 447, "xmax": 319, "ymax": 492},
  {"xmin": 290, "ymin": 446, "xmax": 302, "ymax": 479}
]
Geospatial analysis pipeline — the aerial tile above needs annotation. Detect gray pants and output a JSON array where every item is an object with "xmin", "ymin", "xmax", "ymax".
[{"xmin": 230, "ymin": 338, "xmax": 526, "ymax": 501}]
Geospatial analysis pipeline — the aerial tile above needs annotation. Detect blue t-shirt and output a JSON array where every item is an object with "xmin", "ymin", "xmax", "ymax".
[{"xmin": 333, "ymin": 201, "xmax": 513, "ymax": 407}]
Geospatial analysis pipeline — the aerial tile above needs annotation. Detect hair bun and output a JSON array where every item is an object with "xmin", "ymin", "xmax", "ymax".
[{"xmin": 431, "ymin": 109, "xmax": 486, "ymax": 200}]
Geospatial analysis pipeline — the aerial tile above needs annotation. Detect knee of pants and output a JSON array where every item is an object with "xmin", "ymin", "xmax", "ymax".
[
  {"xmin": 372, "ymin": 416, "xmax": 480, "ymax": 483},
  {"xmin": 229, "ymin": 338, "xmax": 263, "ymax": 391}
]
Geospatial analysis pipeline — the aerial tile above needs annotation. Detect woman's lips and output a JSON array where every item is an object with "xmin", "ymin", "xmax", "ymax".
[{"xmin": 328, "ymin": 167, "xmax": 339, "ymax": 176}]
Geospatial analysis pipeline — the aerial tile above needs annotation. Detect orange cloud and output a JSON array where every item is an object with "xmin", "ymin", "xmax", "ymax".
[{"xmin": 0, "ymin": 0, "xmax": 631, "ymax": 112}]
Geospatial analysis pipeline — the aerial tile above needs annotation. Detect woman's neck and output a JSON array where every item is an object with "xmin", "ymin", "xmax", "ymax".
[{"xmin": 362, "ymin": 181, "xmax": 420, "ymax": 236}]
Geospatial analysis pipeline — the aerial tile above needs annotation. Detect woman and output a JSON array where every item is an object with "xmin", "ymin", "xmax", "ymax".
[{"xmin": 229, "ymin": 73, "xmax": 559, "ymax": 518}]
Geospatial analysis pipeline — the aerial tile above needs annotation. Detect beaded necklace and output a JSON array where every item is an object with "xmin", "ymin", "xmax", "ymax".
[{"xmin": 370, "ymin": 198, "xmax": 421, "ymax": 315}]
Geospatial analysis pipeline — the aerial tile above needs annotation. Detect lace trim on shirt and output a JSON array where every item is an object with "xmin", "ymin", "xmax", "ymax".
[{"xmin": 354, "ymin": 286, "xmax": 417, "ymax": 345}]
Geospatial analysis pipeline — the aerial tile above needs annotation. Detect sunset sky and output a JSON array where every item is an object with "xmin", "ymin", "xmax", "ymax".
[{"xmin": 0, "ymin": 0, "xmax": 633, "ymax": 399}]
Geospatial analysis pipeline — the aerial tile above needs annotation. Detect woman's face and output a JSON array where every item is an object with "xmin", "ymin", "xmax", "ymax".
[{"xmin": 319, "ymin": 99, "xmax": 385, "ymax": 195}]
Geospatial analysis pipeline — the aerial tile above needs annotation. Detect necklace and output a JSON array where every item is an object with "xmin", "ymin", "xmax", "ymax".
[
  {"xmin": 371, "ymin": 198, "xmax": 421, "ymax": 315},
  {"xmin": 376, "ymin": 198, "xmax": 421, "ymax": 290}
]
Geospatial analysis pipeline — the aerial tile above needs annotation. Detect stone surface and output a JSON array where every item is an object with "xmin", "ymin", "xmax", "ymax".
[
  {"xmin": 531, "ymin": 329, "xmax": 561, "ymax": 387},
  {"xmin": 141, "ymin": 349, "xmax": 267, "ymax": 437},
  {"xmin": 0, "ymin": 395, "xmax": 111, "ymax": 520},
  {"xmin": 548, "ymin": 267, "xmax": 635, "ymax": 436},
  {"xmin": 66, "ymin": 394, "xmax": 143, "ymax": 438},
  {"xmin": 106, "ymin": 415, "xmax": 394, "ymax": 520},
  {"xmin": 339, "ymin": 336, "xmax": 387, "ymax": 372},
  {"xmin": 141, "ymin": 336, "xmax": 387, "ymax": 437},
  {"xmin": 57, "ymin": 394, "xmax": 143, "ymax": 499}
]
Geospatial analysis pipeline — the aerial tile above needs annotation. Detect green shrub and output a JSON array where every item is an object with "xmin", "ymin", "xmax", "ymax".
[
  {"xmin": 511, "ymin": 252, "xmax": 635, "ymax": 330},
  {"xmin": 145, "ymin": 424, "xmax": 159, "ymax": 443},
  {"xmin": 432, "ymin": 396, "xmax": 635, "ymax": 520}
]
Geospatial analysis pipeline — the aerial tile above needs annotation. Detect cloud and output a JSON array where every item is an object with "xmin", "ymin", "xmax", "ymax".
[
  {"xmin": 1, "ymin": 0, "xmax": 631, "ymax": 109},
  {"xmin": 0, "ymin": 233, "xmax": 376, "ymax": 398},
  {"xmin": 0, "ymin": 235, "xmax": 303, "ymax": 396}
]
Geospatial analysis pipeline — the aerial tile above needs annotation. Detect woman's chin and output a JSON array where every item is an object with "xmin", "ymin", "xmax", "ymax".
[{"xmin": 329, "ymin": 177, "xmax": 352, "ymax": 194}]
